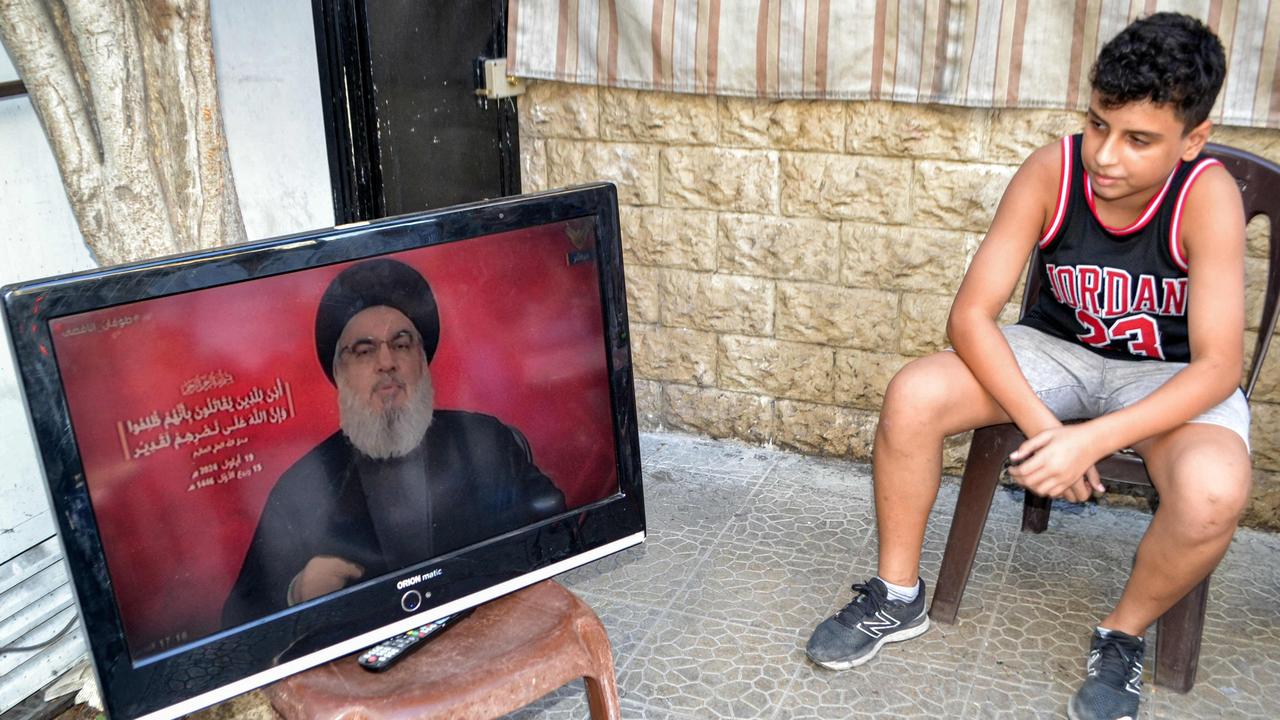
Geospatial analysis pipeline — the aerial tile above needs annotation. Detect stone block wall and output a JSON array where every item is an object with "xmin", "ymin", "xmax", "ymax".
[{"xmin": 518, "ymin": 82, "xmax": 1280, "ymax": 528}]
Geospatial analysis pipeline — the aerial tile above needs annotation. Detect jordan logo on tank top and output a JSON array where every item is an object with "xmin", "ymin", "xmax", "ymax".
[{"xmin": 1018, "ymin": 134, "xmax": 1221, "ymax": 363}]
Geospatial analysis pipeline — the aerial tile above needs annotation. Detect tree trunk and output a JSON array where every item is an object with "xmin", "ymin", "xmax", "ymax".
[{"xmin": 0, "ymin": 0, "xmax": 245, "ymax": 265}]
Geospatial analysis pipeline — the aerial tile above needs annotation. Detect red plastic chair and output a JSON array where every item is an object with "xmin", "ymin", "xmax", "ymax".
[
  {"xmin": 928, "ymin": 143, "xmax": 1280, "ymax": 693},
  {"xmin": 266, "ymin": 581, "xmax": 621, "ymax": 719}
]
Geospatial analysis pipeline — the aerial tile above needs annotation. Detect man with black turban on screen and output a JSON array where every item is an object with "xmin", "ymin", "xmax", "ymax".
[{"xmin": 222, "ymin": 259, "xmax": 566, "ymax": 627}]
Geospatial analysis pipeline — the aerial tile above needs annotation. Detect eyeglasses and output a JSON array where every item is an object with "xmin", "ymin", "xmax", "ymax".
[{"xmin": 338, "ymin": 330, "xmax": 421, "ymax": 366}]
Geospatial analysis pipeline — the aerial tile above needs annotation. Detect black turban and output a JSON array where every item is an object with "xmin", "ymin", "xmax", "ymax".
[{"xmin": 315, "ymin": 259, "xmax": 439, "ymax": 384}]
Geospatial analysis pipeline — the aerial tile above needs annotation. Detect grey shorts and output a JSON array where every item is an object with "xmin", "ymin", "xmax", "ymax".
[{"xmin": 1002, "ymin": 324, "xmax": 1251, "ymax": 449}]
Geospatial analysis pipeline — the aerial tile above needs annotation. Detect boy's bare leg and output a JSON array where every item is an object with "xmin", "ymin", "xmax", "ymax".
[
  {"xmin": 807, "ymin": 350, "xmax": 1014, "ymax": 670},
  {"xmin": 1102, "ymin": 424, "xmax": 1251, "ymax": 635},
  {"xmin": 873, "ymin": 352, "xmax": 1013, "ymax": 587}
]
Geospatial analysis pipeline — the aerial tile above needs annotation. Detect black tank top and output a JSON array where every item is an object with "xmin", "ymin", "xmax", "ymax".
[{"xmin": 1018, "ymin": 134, "xmax": 1221, "ymax": 363}]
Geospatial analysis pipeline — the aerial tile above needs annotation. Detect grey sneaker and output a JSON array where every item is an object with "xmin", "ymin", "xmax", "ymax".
[
  {"xmin": 1068, "ymin": 628, "xmax": 1145, "ymax": 720},
  {"xmin": 805, "ymin": 578, "xmax": 929, "ymax": 670}
]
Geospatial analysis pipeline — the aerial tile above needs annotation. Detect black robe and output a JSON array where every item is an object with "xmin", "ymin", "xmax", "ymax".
[{"xmin": 221, "ymin": 410, "xmax": 564, "ymax": 628}]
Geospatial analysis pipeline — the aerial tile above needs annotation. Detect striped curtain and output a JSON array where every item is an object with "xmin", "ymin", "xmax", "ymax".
[{"xmin": 508, "ymin": 0, "xmax": 1280, "ymax": 129}]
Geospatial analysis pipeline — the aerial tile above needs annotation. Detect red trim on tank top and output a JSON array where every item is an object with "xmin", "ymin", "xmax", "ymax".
[
  {"xmin": 1084, "ymin": 163, "xmax": 1179, "ymax": 236},
  {"xmin": 1038, "ymin": 136, "xmax": 1072, "ymax": 248},
  {"xmin": 1168, "ymin": 158, "xmax": 1223, "ymax": 272}
]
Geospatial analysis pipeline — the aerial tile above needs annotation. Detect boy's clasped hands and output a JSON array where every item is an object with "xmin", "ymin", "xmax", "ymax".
[{"xmin": 1006, "ymin": 422, "xmax": 1108, "ymax": 503}]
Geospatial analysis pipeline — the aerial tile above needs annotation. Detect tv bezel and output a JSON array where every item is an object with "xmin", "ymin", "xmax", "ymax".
[{"xmin": 2, "ymin": 183, "xmax": 645, "ymax": 720}]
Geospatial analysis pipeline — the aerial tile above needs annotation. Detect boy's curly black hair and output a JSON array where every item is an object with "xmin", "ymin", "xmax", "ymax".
[{"xmin": 1090, "ymin": 12, "xmax": 1225, "ymax": 131}]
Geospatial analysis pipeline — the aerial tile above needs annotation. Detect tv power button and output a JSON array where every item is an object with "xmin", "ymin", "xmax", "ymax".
[{"xmin": 400, "ymin": 590, "xmax": 422, "ymax": 612}]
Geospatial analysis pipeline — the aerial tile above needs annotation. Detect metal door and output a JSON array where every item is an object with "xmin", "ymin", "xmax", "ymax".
[{"xmin": 313, "ymin": 0, "xmax": 520, "ymax": 223}]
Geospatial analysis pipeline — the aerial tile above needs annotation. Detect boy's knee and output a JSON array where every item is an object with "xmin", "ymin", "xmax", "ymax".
[
  {"xmin": 1160, "ymin": 445, "xmax": 1251, "ymax": 538},
  {"xmin": 882, "ymin": 358, "xmax": 953, "ymax": 419},
  {"xmin": 1171, "ymin": 496, "xmax": 1247, "ymax": 546}
]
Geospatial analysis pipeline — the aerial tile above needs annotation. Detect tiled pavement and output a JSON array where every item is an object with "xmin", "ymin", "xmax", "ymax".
[
  {"xmin": 503, "ymin": 431, "xmax": 1280, "ymax": 720},
  {"xmin": 188, "ymin": 430, "xmax": 1280, "ymax": 720}
]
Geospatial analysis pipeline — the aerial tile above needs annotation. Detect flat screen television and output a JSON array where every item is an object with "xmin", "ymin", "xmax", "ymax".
[{"xmin": 2, "ymin": 183, "xmax": 645, "ymax": 720}]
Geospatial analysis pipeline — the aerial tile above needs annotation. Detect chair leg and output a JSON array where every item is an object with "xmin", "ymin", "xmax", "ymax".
[
  {"xmin": 1021, "ymin": 492, "xmax": 1052, "ymax": 534},
  {"xmin": 578, "ymin": 608, "xmax": 622, "ymax": 720},
  {"xmin": 1153, "ymin": 576, "xmax": 1210, "ymax": 693},
  {"xmin": 929, "ymin": 426, "xmax": 1019, "ymax": 625},
  {"xmin": 584, "ymin": 672, "xmax": 622, "ymax": 720}
]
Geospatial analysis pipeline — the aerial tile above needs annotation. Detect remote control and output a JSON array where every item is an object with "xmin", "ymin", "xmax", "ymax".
[{"xmin": 356, "ymin": 611, "xmax": 470, "ymax": 672}]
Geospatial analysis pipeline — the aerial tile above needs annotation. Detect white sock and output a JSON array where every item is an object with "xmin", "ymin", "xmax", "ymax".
[
  {"xmin": 878, "ymin": 576, "xmax": 919, "ymax": 603},
  {"xmin": 1097, "ymin": 626, "xmax": 1137, "ymax": 640}
]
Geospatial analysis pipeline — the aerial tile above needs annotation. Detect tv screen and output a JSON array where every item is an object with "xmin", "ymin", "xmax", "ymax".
[{"xmin": 2, "ymin": 184, "xmax": 645, "ymax": 720}]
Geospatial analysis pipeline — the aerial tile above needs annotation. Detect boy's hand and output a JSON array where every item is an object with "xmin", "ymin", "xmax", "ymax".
[{"xmin": 1007, "ymin": 425, "xmax": 1107, "ymax": 501}]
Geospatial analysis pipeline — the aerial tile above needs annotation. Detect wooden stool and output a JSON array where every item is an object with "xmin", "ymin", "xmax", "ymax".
[{"xmin": 265, "ymin": 580, "xmax": 621, "ymax": 720}]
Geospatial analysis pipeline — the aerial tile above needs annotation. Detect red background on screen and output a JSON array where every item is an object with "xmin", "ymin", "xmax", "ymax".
[{"xmin": 49, "ymin": 220, "xmax": 618, "ymax": 656}]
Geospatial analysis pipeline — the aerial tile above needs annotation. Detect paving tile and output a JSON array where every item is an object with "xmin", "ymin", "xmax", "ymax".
[
  {"xmin": 500, "ymin": 682, "xmax": 590, "ymax": 720},
  {"xmin": 619, "ymin": 699, "xmax": 700, "ymax": 719},
  {"xmin": 501, "ymin": 688, "xmax": 704, "ymax": 720},
  {"xmin": 1146, "ymin": 635, "xmax": 1280, "ymax": 719},
  {"xmin": 522, "ymin": 431, "xmax": 1280, "ymax": 720},
  {"xmin": 500, "ymin": 685, "xmax": 705, "ymax": 720},
  {"xmin": 617, "ymin": 611, "xmax": 798, "ymax": 719},
  {"xmin": 999, "ymin": 505, "xmax": 1150, "ymax": 609},
  {"xmin": 1202, "ymin": 527, "xmax": 1280, "ymax": 645},
  {"xmin": 781, "ymin": 653, "xmax": 972, "ymax": 719},
  {"xmin": 649, "ymin": 434, "xmax": 782, "ymax": 481},
  {"xmin": 974, "ymin": 597, "xmax": 1142, "ymax": 691},
  {"xmin": 557, "ymin": 531, "xmax": 709, "ymax": 608},
  {"xmin": 936, "ymin": 500, "xmax": 1152, "ymax": 712},
  {"xmin": 672, "ymin": 539, "xmax": 852, "ymax": 636},
  {"xmin": 973, "ymin": 523, "xmax": 1149, "ymax": 694},
  {"xmin": 909, "ymin": 614, "xmax": 996, "ymax": 672},
  {"xmin": 963, "ymin": 674, "xmax": 1091, "ymax": 720},
  {"xmin": 641, "ymin": 466, "xmax": 759, "ymax": 540},
  {"xmin": 764, "ymin": 452, "xmax": 876, "ymax": 500},
  {"xmin": 917, "ymin": 488, "xmax": 1017, "ymax": 597},
  {"xmin": 638, "ymin": 431, "xmax": 673, "ymax": 465},
  {"xmin": 959, "ymin": 482, "xmax": 1036, "ymax": 530},
  {"xmin": 717, "ymin": 472, "xmax": 877, "ymax": 560},
  {"xmin": 569, "ymin": 594, "xmax": 667, "ymax": 674}
]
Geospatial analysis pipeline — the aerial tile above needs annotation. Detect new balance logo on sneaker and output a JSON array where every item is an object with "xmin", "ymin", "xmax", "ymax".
[
  {"xmin": 1125, "ymin": 672, "xmax": 1142, "ymax": 696},
  {"xmin": 805, "ymin": 577, "xmax": 929, "ymax": 670},
  {"xmin": 1069, "ymin": 628, "xmax": 1145, "ymax": 720},
  {"xmin": 857, "ymin": 610, "xmax": 902, "ymax": 639}
]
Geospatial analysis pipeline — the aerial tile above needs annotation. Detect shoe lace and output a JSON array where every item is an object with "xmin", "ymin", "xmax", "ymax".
[
  {"xmin": 834, "ymin": 582, "xmax": 881, "ymax": 627},
  {"xmin": 1089, "ymin": 634, "xmax": 1143, "ymax": 692}
]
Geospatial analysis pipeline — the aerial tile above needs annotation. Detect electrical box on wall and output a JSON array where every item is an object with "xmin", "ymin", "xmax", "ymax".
[{"xmin": 477, "ymin": 58, "xmax": 526, "ymax": 99}]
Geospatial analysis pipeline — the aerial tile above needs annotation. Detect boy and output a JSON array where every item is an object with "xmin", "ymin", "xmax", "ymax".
[{"xmin": 806, "ymin": 13, "xmax": 1249, "ymax": 720}]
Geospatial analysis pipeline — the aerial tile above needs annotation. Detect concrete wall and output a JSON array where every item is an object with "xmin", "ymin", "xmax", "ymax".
[
  {"xmin": 213, "ymin": 1, "xmax": 334, "ymax": 242},
  {"xmin": 0, "ymin": 47, "xmax": 98, "ymax": 566},
  {"xmin": 0, "ymin": 45, "xmax": 97, "ymax": 713},
  {"xmin": 0, "ymin": 0, "xmax": 332, "ymax": 709},
  {"xmin": 518, "ymin": 82, "xmax": 1280, "ymax": 528}
]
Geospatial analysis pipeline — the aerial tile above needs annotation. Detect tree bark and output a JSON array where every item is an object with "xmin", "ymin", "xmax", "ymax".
[{"xmin": 0, "ymin": 0, "xmax": 245, "ymax": 265}]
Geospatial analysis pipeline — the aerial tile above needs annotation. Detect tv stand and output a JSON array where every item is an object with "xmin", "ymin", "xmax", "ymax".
[{"xmin": 265, "ymin": 580, "xmax": 621, "ymax": 719}]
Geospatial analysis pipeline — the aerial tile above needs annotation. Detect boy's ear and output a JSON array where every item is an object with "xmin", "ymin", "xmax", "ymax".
[{"xmin": 1182, "ymin": 119, "xmax": 1212, "ymax": 161}]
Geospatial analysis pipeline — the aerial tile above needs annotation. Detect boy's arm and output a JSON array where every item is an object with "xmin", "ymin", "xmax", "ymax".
[
  {"xmin": 1010, "ymin": 165, "xmax": 1246, "ymax": 496},
  {"xmin": 948, "ymin": 142, "xmax": 1066, "ymax": 440}
]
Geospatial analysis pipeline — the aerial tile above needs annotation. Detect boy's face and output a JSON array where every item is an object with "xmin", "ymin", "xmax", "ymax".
[{"xmin": 1081, "ymin": 91, "xmax": 1210, "ymax": 204}]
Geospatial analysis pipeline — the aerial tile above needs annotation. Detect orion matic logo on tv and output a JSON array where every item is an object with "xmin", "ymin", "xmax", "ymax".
[{"xmin": 397, "ymin": 568, "xmax": 443, "ymax": 591}]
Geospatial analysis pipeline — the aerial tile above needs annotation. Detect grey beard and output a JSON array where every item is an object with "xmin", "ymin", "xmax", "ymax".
[{"xmin": 338, "ymin": 372, "xmax": 434, "ymax": 460}]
